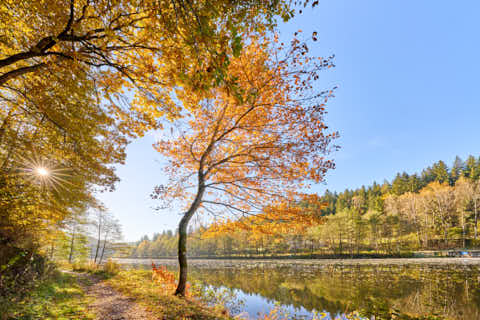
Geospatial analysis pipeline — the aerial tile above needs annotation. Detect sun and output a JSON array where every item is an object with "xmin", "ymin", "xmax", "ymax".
[
  {"xmin": 35, "ymin": 167, "xmax": 49, "ymax": 177},
  {"xmin": 15, "ymin": 153, "xmax": 74, "ymax": 191}
]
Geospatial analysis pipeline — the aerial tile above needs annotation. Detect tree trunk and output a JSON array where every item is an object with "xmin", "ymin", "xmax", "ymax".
[
  {"xmin": 175, "ymin": 215, "xmax": 192, "ymax": 296},
  {"xmin": 338, "ymin": 231, "xmax": 343, "ymax": 255},
  {"xmin": 175, "ymin": 183, "xmax": 205, "ymax": 296},
  {"xmin": 98, "ymin": 228, "xmax": 111, "ymax": 264},
  {"xmin": 99, "ymin": 240, "xmax": 107, "ymax": 264},
  {"xmin": 68, "ymin": 227, "xmax": 76, "ymax": 263},
  {"xmin": 474, "ymin": 199, "xmax": 478, "ymax": 241},
  {"xmin": 424, "ymin": 215, "xmax": 429, "ymax": 249},
  {"xmin": 50, "ymin": 241, "xmax": 55, "ymax": 260},
  {"xmin": 94, "ymin": 222, "xmax": 102, "ymax": 264}
]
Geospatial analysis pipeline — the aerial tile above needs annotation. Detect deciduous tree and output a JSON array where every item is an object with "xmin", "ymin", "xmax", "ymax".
[{"xmin": 152, "ymin": 35, "xmax": 337, "ymax": 295}]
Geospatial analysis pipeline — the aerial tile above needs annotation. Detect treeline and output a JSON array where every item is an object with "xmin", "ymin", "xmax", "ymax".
[{"xmin": 130, "ymin": 155, "xmax": 480, "ymax": 258}]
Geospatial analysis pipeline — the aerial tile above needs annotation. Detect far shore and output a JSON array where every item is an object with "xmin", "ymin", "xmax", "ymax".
[{"xmin": 113, "ymin": 257, "xmax": 480, "ymax": 266}]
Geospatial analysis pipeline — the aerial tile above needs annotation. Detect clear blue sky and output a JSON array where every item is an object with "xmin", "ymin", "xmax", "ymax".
[{"xmin": 97, "ymin": 0, "xmax": 480, "ymax": 241}]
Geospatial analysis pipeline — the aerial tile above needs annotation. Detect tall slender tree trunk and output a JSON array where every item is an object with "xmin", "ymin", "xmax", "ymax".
[
  {"xmin": 68, "ymin": 227, "xmax": 76, "ymax": 263},
  {"xmin": 424, "ymin": 215, "xmax": 429, "ymax": 249},
  {"xmin": 474, "ymin": 199, "xmax": 478, "ymax": 241},
  {"xmin": 175, "ymin": 181, "xmax": 205, "ymax": 296},
  {"xmin": 338, "ymin": 231, "xmax": 343, "ymax": 255},
  {"xmin": 99, "ymin": 228, "xmax": 110, "ymax": 264},
  {"xmin": 50, "ymin": 241, "xmax": 55, "ymax": 259},
  {"xmin": 94, "ymin": 221, "xmax": 102, "ymax": 264},
  {"xmin": 99, "ymin": 239, "xmax": 108, "ymax": 264}
]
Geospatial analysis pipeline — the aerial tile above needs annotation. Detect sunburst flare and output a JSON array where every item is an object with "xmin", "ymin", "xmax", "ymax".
[{"xmin": 15, "ymin": 153, "xmax": 75, "ymax": 192}]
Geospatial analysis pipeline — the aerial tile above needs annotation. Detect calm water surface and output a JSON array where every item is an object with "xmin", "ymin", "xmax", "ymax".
[{"xmin": 115, "ymin": 258, "xmax": 480, "ymax": 319}]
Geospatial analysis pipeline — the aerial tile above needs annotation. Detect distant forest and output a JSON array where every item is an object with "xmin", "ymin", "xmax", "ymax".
[{"xmin": 130, "ymin": 155, "xmax": 480, "ymax": 258}]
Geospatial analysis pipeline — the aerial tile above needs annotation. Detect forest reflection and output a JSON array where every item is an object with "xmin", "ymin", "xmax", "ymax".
[{"xmin": 185, "ymin": 264, "xmax": 480, "ymax": 319}]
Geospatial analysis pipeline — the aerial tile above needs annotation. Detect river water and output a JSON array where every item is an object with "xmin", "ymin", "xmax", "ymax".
[{"xmin": 114, "ymin": 258, "xmax": 480, "ymax": 319}]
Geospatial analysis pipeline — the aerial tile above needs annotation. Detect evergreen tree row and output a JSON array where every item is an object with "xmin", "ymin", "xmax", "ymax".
[{"xmin": 320, "ymin": 155, "xmax": 480, "ymax": 216}]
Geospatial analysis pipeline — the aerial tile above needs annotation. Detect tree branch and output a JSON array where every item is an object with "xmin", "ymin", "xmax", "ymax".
[{"xmin": 0, "ymin": 63, "xmax": 46, "ymax": 86}]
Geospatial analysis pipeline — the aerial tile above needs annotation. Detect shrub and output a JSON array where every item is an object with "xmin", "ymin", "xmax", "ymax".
[
  {"xmin": 102, "ymin": 259, "xmax": 121, "ymax": 275},
  {"xmin": 0, "ymin": 245, "xmax": 54, "ymax": 313},
  {"xmin": 71, "ymin": 260, "xmax": 98, "ymax": 273},
  {"xmin": 151, "ymin": 262, "xmax": 192, "ymax": 296}
]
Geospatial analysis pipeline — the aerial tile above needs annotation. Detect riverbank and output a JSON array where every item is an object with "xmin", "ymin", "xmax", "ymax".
[
  {"xmin": 114, "ymin": 258, "xmax": 480, "ymax": 319},
  {"xmin": 106, "ymin": 269, "xmax": 234, "ymax": 319},
  {"xmin": 6, "ymin": 260, "xmax": 456, "ymax": 320},
  {"xmin": 4, "ymin": 262, "xmax": 234, "ymax": 320},
  {"xmin": 123, "ymin": 249, "xmax": 480, "ymax": 260}
]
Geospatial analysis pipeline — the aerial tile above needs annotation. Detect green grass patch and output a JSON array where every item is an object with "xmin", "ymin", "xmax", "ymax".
[{"xmin": 6, "ymin": 271, "xmax": 94, "ymax": 320}]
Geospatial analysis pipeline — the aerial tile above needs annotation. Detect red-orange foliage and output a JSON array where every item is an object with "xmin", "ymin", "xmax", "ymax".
[
  {"xmin": 151, "ymin": 262, "xmax": 190, "ymax": 296},
  {"xmin": 203, "ymin": 194, "xmax": 326, "ymax": 238}
]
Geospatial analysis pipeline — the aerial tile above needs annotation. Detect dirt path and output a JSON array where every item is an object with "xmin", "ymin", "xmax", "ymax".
[{"xmin": 68, "ymin": 272, "xmax": 156, "ymax": 320}]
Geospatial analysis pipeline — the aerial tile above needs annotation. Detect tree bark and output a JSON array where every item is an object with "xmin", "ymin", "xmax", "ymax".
[
  {"xmin": 338, "ymin": 230, "xmax": 343, "ymax": 255},
  {"xmin": 474, "ymin": 199, "xmax": 478, "ymax": 241},
  {"xmin": 99, "ymin": 239, "xmax": 108, "ymax": 264},
  {"xmin": 94, "ymin": 220, "xmax": 102, "ymax": 264},
  {"xmin": 68, "ymin": 226, "xmax": 76, "ymax": 263},
  {"xmin": 99, "ymin": 229, "xmax": 110, "ymax": 264},
  {"xmin": 50, "ymin": 241, "xmax": 55, "ymax": 260},
  {"xmin": 174, "ymin": 180, "xmax": 205, "ymax": 296}
]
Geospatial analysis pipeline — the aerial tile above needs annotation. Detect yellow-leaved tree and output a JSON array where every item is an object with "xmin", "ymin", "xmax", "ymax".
[{"xmin": 152, "ymin": 35, "xmax": 338, "ymax": 296}]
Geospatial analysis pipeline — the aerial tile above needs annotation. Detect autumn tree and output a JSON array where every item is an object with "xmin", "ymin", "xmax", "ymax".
[
  {"xmin": 363, "ymin": 209, "xmax": 383, "ymax": 253},
  {"xmin": 90, "ymin": 207, "xmax": 117, "ymax": 264},
  {"xmin": 97, "ymin": 217, "xmax": 122, "ymax": 264},
  {"xmin": 419, "ymin": 182, "xmax": 456, "ymax": 246},
  {"xmin": 384, "ymin": 192, "xmax": 423, "ymax": 248},
  {"xmin": 0, "ymin": 0, "xmax": 296, "ymax": 91},
  {"xmin": 0, "ymin": 0, "xmax": 308, "ymax": 155},
  {"xmin": 152, "ymin": 34, "xmax": 337, "ymax": 295},
  {"xmin": 62, "ymin": 208, "xmax": 90, "ymax": 263},
  {"xmin": 202, "ymin": 195, "xmax": 325, "ymax": 256},
  {"xmin": 455, "ymin": 177, "xmax": 480, "ymax": 241}
]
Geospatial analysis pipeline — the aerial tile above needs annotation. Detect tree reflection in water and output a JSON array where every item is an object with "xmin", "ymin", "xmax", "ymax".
[
  {"xmin": 187, "ymin": 264, "xmax": 480, "ymax": 319},
  {"xmin": 120, "ymin": 260, "xmax": 480, "ymax": 319}
]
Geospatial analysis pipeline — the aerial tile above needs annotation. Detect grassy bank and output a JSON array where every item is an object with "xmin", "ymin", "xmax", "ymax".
[
  {"xmin": 65, "ymin": 261, "xmax": 233, "ymax": 319},
  {"xmin": 105, "ymin": 269, "xmax": 368, "ymax": 320},
  {"xmin": 5, "ymin": 260, "xmax": 435, "ymax": 320},
  {"xmin": 4, "ymin": 271, "xmax": 94, "ymax": 320},
  {"xmin": 106, "ymin": 269, "xmax": 233, "ymax": 320},
  {"xmin": 4, "ymin": 261, "xmax": 231, "ymax": 320}
]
